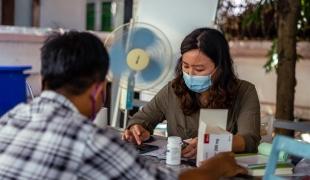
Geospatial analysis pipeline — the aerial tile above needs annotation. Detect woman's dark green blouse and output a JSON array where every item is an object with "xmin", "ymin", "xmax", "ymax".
[{"xmin": 127, "ymin": 80, "xmax": 261, "ymax": 153}]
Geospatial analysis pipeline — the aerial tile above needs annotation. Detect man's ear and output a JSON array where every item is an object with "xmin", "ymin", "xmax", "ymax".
[{"xmin": 90, "ymin": 83, "xmax": 104, "ymax": 99}]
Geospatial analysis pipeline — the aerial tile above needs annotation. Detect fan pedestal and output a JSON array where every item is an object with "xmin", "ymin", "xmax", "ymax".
[{"xmin": 110, "ymin": 73, "xmax": 135, "ymax": 129}]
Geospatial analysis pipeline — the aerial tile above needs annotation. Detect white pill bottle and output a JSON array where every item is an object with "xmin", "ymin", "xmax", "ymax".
[{"xmin": 166, "ymin": 136, "xmax": 182, "ymax": 165}]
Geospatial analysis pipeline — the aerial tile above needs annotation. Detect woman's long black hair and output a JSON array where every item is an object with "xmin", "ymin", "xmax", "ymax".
[{"xmin": 172, "ymin": 28, "xmax": 238, "ymax": 115}]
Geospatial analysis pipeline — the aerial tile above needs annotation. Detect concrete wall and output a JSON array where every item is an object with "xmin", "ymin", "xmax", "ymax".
[
  {"xmin": 230, "ymin": 41, "xmax": 310, "ymax": 119},
  {"xmin": 0, "ymin": 33, "xmax": 309, "ymax": 119},
  {"xmin": 0, "ymin": 34, "xmax": 43, "ymax": 95},
  {"xmin": 0, "ymin": 31, "xmax": 108, "ymax": 96}
]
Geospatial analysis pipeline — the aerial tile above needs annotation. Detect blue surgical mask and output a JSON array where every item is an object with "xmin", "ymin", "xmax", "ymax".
[{"xmin": 183, "ymin": 72, "xmax": 212, "ymax": 93}]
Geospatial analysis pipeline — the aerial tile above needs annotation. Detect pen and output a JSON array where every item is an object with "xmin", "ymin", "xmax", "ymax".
[{"xmin": 182, "ymin": 140, "xmax": 190, "ymax": 149}]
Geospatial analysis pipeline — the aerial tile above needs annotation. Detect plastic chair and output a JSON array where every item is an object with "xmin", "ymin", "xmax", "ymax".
[{"xmin": 264, "ymin": 135, "xmax": 310, "ymax": 180}]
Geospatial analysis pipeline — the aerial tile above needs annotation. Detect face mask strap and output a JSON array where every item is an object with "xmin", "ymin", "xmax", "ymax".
[
  {"xmin": 210, "ymin": 67, "xmax": 217, "ymax": 76},
  {"xmin": 90, "ymin": 83, "xmax": 100, "ymax": 120}
]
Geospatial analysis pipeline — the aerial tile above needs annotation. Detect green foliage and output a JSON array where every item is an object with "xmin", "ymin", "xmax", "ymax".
[
  {"xmin": 218, "ymin": 0, "xmax": 310, "ymax": 40},
  {"xmin": 263, "ymin": 39, "xmax": 303, "ymax": 73},
  {"xmin": 263, "ymin": 39, "xmax": 277, "ymax": 73},
  {"xmin": 298, "ymin": 0, "xmax": 310, "ymax": 38},
  {"xmin": 218, "ymin": 0, "xmax": 308, "ymax": 73},
  {"xmin": 242, "ymin": 0, "xmax": 264, "ymax": 28}
]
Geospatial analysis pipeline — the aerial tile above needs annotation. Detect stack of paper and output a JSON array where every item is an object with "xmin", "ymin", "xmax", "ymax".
[{"xmin": 236, "ymin": 152, "xmax": 293, "ymax": 176}]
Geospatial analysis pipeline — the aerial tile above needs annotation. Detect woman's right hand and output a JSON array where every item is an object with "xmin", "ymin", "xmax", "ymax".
[{"xmin": 122, "ymin": 124, "xmax": 150, "ymax": 145}]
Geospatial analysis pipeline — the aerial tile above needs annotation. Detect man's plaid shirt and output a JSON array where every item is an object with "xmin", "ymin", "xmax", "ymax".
[{"xmin": 0, "ymin": 91, "xmax": 177, "ymax": 180}]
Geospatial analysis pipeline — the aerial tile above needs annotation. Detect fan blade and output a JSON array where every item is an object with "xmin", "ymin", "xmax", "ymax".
[
  {"xmin": 130, "ymin": 27, "xmax": 157, "ymax": 49},
  {"xmin": 137, "ymin": 57, "xmax": 165, "ymax": 85},
  {"xmin": 106, "ymin": 22, "xmax": 173, "ymax": 91},
  {"xmin": 109, "ymin": 40, "xmax": 130, "ymax": 78}
]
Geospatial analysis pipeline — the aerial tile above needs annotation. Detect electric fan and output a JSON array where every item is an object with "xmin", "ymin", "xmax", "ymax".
[{"xmin": 104, "ymin": 21, "xmax": 173, "ymax": 128}]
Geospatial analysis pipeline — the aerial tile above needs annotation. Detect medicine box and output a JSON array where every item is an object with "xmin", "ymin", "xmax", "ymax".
[{"xmin": 199, "ymin": 127, "xmax": 232, "ymax": 163}]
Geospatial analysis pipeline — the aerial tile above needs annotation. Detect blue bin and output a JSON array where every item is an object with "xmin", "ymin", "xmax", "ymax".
[{"xmin": 0, "ymin": 66, "xmax": 31, "ymax": 116}]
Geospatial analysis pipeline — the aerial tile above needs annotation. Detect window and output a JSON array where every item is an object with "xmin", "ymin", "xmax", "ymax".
[
  {"xmin": 86, "ymin": 1, "xmax": 112, "ymax": 32},
  {"xmin": 86, "ymin": 2, "xmax": 95, "ymax": 30}
]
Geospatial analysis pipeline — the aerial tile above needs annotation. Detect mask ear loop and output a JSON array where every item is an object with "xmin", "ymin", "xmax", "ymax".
[
  {"xmin": 210, "ymin": 67, "xmax": 217, "ymax": 76},
  {"xmin": 90, "ymin": 84, "xmax": 100, "ymax": 120},
  {"xmin": 101, "ymin": 80, "xmax": 107, "ymax": 106},
  {"xmin": 209, "ymin": 67, "xmax": 218, "ymax": 83}
]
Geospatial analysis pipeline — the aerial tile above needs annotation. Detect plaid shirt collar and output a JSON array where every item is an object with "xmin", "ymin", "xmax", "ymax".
[{"xmin": 40, "ymin": 90, "xmax": 80, "ymax": 113}]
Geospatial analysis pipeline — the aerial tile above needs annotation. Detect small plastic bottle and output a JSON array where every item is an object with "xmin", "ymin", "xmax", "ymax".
[{"xmin": 166, "ymin": 136, "xmax": 182, "ymax": 165}]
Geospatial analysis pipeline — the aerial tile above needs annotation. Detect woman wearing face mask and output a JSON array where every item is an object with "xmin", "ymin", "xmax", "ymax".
[{"xmin": 122, "ymin": 28, "xmax": 261, "ymax": 158}]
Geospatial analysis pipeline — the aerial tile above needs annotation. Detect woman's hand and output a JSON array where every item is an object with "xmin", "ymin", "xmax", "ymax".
[
  {"xmin": 181, "ymin": 137, "xmax": 198, "ymax": 159},
  {"xmin": 122, "ymin": 124, "xmax": 150, "ymax": 145},
  {"xmin": 232, "ymin": 134, "xmax": 246, "ymax": 153}
]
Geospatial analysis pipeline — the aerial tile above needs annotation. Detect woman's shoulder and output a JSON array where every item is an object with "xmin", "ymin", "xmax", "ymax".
[
  {"xmin": 167, "ymin": 81, "xmax": 174, "ymax": 88},
  {"xmin": 153, "ymin": 81, "xmax": 175, "ymax": 97},
  {"xmin": 237, "ymin": 79, "xmax": 255, "ymax": 89},
  {"xmin": 236, "ymin": 79, "xmax": 256, "ymax": 94},
  {"xmin": 158, "ymin": 81, "xmax": 174, "ymax": 91}
]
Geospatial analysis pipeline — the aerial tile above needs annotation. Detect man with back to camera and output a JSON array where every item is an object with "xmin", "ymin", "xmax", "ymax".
[{"xmin": 0, "ymin": 31, "xmax": 246, "ymax": 179}]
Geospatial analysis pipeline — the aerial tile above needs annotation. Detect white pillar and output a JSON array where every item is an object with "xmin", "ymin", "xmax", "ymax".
[{"xmin": 95, "ymin": 0, "xmax": 101, "ymax": 31}]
